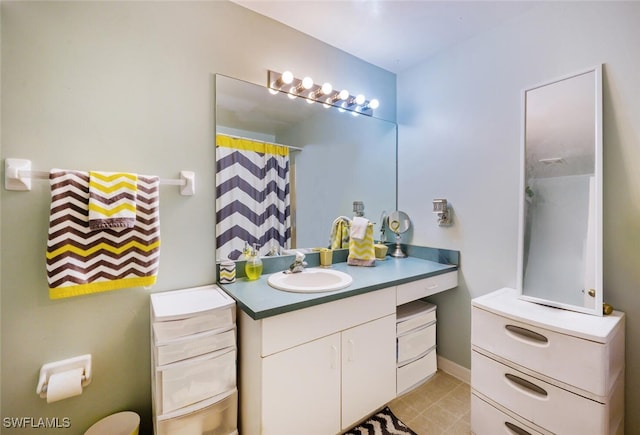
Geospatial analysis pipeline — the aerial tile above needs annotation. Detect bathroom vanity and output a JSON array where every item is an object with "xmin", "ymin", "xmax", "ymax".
[
  {"xmin": 219, "ymin": 255, "xmax": 458, "ymax": 435},
  {"xmin": 471, "ymin": 288, "xmax": 625, "ymax": 434}
]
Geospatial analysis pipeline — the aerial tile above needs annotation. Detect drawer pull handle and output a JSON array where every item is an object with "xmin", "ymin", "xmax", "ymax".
[
  {"xmin": 505, "ymin": 325, "xmax": 548, "ymax": 344},
  {"xmin": 505, "ymin": 421, "xmax": 532, "ymax": 435},
  {"xmin": 505, "ymin": 373, "xmax": 548, "ymax": 397}
]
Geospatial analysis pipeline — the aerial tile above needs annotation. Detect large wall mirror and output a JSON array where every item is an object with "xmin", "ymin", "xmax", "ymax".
[
  {"xmin": 517, "ymin": 65, "xmax": 603, "ymax": 315},
  {"xmin": 215, "ymin": 74, "xmax": 397, "ymax": 260}
]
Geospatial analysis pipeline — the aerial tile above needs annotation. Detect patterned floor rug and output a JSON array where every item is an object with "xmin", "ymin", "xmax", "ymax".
[{"xmin": 343, "ymin": 406, "xmax": 418, "ymax": 435}]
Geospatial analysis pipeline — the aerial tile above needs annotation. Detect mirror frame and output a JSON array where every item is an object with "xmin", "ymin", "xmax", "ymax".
[{"xmin": 516, "ymin": 64, "xmax": 603, "ymax": 316}]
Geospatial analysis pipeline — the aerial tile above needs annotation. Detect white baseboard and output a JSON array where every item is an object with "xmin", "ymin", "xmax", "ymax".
[{"xmin": 437, "ymin": 355, "xmax": 470, "ymax": 384}]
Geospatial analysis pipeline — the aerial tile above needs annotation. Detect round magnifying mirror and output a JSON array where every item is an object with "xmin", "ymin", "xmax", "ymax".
[
  {"xmin": 387, "ymin": 211, "xmax": 410, "ymax": 257},
  {"xmin": 388, "ymin": 211, "xmax": 410, "ymax": 234}
]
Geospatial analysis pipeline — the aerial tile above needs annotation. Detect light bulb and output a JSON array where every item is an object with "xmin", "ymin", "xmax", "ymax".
[
  {"xmin": 281, "ymin": 71, "xmax": 294, "ymax": 85},
  {"xmin": 302, "ymin": 76, "xmax": 314, "ymax": 89},
  {"xmin": 369, "ymin": 99, "xmax": 380, "ymax": 109},
  {"xmin": 268, "ymin": 88, "xmax": 279, "ymax": 95},
  {"xmin": 355, "ymin": 94, "xmax": 366, "ymax": 105},
  {"xmin": 338, "ymin": 89, "xmax": 349, "ymax": 100},
  {"xmin": 288, "ymin": 86, "xmax": 297, "ymax": 99},
  {"xmin": 321, "ymin": 82, "xmax": 333, "ymax": 95}
]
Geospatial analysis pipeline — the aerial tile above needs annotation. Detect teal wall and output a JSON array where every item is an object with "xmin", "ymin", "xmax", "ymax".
[{"xmin": 397, "ymin": 2, "xmax": 640, "ymax": 432}]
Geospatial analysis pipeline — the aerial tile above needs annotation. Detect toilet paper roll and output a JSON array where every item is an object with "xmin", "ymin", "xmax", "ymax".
[{"xmin": 46, "ymin": 368, "xmax": 84, "ymax": 403}]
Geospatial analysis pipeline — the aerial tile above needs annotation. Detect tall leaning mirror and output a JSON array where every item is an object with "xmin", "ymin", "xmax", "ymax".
[{"xmin": 517, "ymin": 65, "xmax": 603, "ymax": 316}]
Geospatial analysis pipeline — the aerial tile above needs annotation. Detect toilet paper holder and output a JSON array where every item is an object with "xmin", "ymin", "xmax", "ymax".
[{"xmin": 36, "ymin": 354, "xmax": 92, "ymax": 399}]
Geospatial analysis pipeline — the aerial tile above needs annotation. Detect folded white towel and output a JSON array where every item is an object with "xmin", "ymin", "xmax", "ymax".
[{"xmin": 350, "ymin": 216, "xmax": 369, "ymax": 240}]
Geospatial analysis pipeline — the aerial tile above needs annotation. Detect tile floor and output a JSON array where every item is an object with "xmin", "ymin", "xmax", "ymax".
[{"xmin": 388, "ymin": 370, "xmax": 471, "ymax": 434}]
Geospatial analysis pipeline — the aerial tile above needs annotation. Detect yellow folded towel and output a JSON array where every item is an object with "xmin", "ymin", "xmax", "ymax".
[
  {"xmin": 88, "ymin": 171, "xmax": 138, "ymax": 230},
  {"xmin": 347, "ymin": 223, "xmax": 376, "ymax": 267}
]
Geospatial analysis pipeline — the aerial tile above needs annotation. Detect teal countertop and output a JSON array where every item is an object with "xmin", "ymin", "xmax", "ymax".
[{"xmin": 218, "ymin": 256, "xmax": 458, "ymax": 320}]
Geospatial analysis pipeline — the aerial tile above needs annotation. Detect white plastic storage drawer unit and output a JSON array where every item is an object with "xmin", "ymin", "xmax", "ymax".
[
  {"xmin": 396, "ymin": 300, "xmax": 437, "ymax": 395},
  {"xmin": 150, "ymin": 285, "xmax": 238, "ymax": 434}
]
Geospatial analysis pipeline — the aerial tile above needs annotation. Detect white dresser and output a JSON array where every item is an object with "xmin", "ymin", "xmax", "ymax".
[
  {"xmin": 150, "ymin": 285, "xmax": 238, "ymax": 435},
  {"xmin": 471, "ymin": 288, "xmax": 625, "ymax": 435}
]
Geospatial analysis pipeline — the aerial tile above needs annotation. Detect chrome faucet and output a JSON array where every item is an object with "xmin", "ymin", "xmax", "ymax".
[{"xmin": 286, "ymin": 251, "xmax": 307, "ymax": 274}]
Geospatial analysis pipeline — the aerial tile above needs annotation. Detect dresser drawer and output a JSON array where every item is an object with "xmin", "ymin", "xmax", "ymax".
[
  {"xmin": 471, "ymin": 393, "xmax": 548, "ymax": 435},
  {"xmin": 472, "ymin": 306, "xmax": 614, "ymax": 397},
  {"xmin": 153, "ymin": 309, "xmax": 234, "ymax": 343},
  {"xmin": 396, "ymin": 271, "xmax": 457, "ymax": 305},
  {"xmin": 156, "ymin": 389, "xmax": 238, "ymax": 435},
  {"xmin": 397, "ymin": 300, "xmax": 436, "ymax": 335},
  {"xmin": 397, "ymin": 348, "xmax": 437, "ymax": 395},
  {"xmin": 397, "ymin": 323, "xmax": 436, "ymax": 364},
  {"xmin": 472, "ymin": 351, "xmax": 610, "ymax": 435},
  {"xmin": 155, "ymin": 327, "xmax": 236, "ymax": 366},
  {"xmin": 156, "ymin": 348, "xmax": 236, "ymax": 415}
]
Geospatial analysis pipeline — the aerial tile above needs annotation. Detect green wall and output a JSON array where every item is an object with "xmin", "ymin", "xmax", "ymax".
[{"xmin": 0, "ymin": 2, "xmax": 395, "ymax": 432}]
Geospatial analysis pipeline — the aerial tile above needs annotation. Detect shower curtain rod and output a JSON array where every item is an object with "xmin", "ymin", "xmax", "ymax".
[{"xmin": 218, "ymin": 133, "xmax": 303, "ymax": 151}]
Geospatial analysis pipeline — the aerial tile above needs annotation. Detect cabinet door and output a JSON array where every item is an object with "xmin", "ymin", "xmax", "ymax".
[
  {"xmin": 262, "ymin": 333, "xmax": 341, "ymax": 435},
  {"xmin": 341, "ymin": 314, "xmax": 396, "ymax": 430}
]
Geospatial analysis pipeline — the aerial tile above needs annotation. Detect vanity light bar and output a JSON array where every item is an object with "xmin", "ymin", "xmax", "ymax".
[{"xmin": 267, "ymin": 70, "xmax": 379, "ymax": 116}]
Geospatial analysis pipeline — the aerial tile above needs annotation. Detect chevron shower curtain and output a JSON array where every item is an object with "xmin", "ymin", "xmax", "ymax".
[{"xmin": 216, "ymin": 135, "xmax": 291, "ymax": 260}]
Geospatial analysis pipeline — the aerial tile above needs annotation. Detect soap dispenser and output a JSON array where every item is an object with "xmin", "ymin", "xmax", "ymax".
[{"xmin": 244, "ymin": 244, "xmax": 263, "ymax": 281}]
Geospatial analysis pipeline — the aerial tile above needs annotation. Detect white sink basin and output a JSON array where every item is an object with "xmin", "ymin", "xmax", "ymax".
[{"xmin": 267, "ymin": 268, "xmax": 353, "ymax": 293}]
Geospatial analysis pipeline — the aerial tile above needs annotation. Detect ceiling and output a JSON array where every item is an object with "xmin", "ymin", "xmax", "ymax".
[{"xmin": 232, "ymin": 0, "xmax": 537, "ymax": 73}]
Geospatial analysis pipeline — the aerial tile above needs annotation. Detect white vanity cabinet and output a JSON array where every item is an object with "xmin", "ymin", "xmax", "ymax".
[
  {"xmin": 471, "ymin": 288, "xmax": 625, "ymax": 435},
  {"xmin": 238, "ymin": 287, "xmax": 397, "ymax": 435}
]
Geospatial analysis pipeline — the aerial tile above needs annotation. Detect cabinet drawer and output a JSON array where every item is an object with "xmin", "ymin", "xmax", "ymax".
[
  {"xmin": 397, "ymin": 323, "xmax": 436, "ymax": 364},
  {"xmin": 156, "ymin": 348, "xmax": 236, "ymax": 415},
  {"xmin": 472, "ymin": 351, "xmax": 609, "ymax": 435},
  {"xmin": 262, "ymin": 287, "xmax": 395, "ymax": 357},
  {"xmin": 471, "ymin": 393, "xmax": 548, "ymax": 435},
  {"xmin": 472, "ymin": 306, "xmax": 614, "ymax": 397},
  {"xmin": 396, "ymin": 271, "xmax": 457, "ymax": 305},
  {"xmin": 155, "ymin": 327, "xmax": 236, "ymax": 366},
  {"xmin": 397, "ymin": 348, "xmax": 437, "ymax": 395}
]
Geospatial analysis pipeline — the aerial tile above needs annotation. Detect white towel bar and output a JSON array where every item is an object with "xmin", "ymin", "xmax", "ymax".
[{"xmin": 4, "ymin": 158, "xmax": 195, "ymax": 196}]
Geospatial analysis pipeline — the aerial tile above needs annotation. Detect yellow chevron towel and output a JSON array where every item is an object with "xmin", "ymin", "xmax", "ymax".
[
  {"xmin": 330, "ymin": 217, "xmax": 351, "ymax": 250},
  {"xmin": 88, "ymin": 171, "xmax": 138, "ymax": 230},
  {"xmin": 47, "ymin": 170, "xmax": 160, "ymax": 299},
  {"xmin": 347, "ymin": 222, "xmax": 376, "ymax": 267}
]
